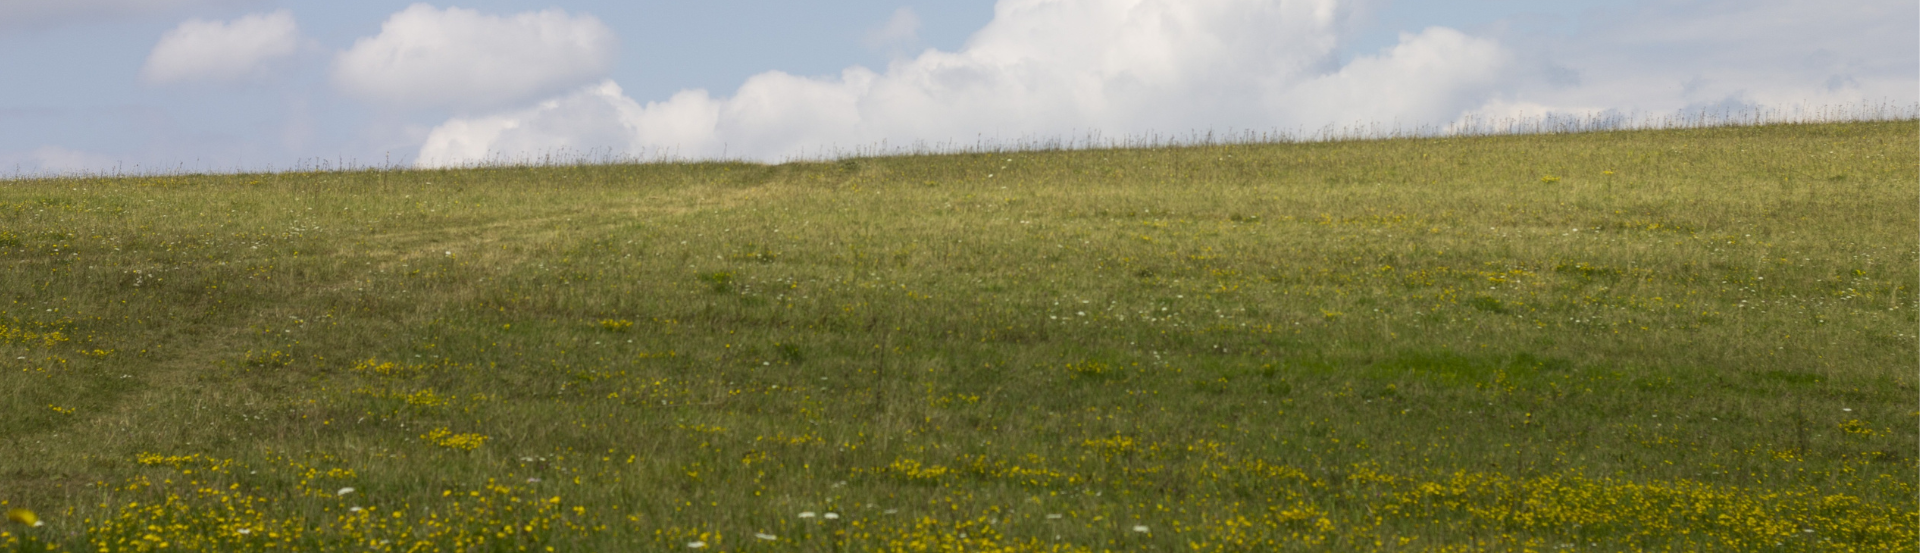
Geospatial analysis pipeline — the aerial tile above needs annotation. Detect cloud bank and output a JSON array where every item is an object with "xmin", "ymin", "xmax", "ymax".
[
  {"xmin": 409, "ymin": 0, "xmax": 1916, "ymax": 167},
  {"xmin": 333, "ymin": 4, "xmax": 616, "ymax": 110},
  {"xmin": 141, "ymin": 10, "xmax": 300, "ymax": 85},
  {"xmin": 421, "ymin": 0, "xmax": 1498, "ymax": 165}
]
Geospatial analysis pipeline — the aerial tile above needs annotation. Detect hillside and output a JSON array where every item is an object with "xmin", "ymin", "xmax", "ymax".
[{"xmin": 2, "ymin": 121, "xmax": 1915, "ymax": 551}]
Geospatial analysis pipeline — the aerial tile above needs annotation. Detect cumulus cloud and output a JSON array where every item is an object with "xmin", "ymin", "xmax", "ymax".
[
  {"xmin": 332, "ymin": 4, "xmax": 617, "ymax": 110},
  {"xmin": 0, "ymin": 0, "xmax": 255, "ymax": 31},
  {"xmin": 418, "ymin": 0, "xmax": 1916, "ymax": 167},
  {"xmin": 1278, "ymin": 28, "xmax": 1515, "ymax": 129},
  {"xmin": 140, "ymin": 10, "xmax": 300, "ymax": 85},
  {"xmin": 417, "ymin": 81, "xmax": 723, "ymax": 166},
  {"xmin": 421, "ymin": 0, "xmax": 1485, "ymax": 165},
  {"xmin": 864, "ymin": 7, "xmax": 922, "ymax": 51}
]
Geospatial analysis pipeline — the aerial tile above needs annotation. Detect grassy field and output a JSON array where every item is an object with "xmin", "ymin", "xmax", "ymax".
[{"xmin": 0, "ymin": 120, "xmax": 1914, "ymax": 552}]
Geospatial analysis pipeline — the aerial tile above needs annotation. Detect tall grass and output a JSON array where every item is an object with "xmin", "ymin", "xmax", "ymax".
[{"xmin": 0, "ymin": 120, "xmax": 1914, "ymax": 551}]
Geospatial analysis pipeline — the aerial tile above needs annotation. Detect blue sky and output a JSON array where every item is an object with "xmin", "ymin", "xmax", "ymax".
[{"xmin": 0, "ymin": 0, "xmax": 1912, "ymax": 175}]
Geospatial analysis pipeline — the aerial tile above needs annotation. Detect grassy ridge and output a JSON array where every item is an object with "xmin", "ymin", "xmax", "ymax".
[{"xmin": 0, "ymin": 121, "xmax": 1914, "ymax": 551}]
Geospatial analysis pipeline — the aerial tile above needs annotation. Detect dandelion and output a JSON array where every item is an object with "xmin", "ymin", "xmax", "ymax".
[
  {"xmin": 5, "ymin": 508, "xmax": 41, "ymax": 527},
  {"xmin": 423, "ymin": 427, "xmax": 488, "ymax": 450},
  {"xmin": 336, "ymin": 487, "xmax": 355, "ymax": 496}
]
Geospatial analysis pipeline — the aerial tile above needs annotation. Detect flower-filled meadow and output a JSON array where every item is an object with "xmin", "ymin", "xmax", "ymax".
[{"xmin": 1, "ymin": 121, "xmax": 1914, "ymax": 551}]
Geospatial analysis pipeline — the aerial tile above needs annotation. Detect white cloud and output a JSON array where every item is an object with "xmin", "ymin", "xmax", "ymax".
[
  {"xmin": 421, "ymin": 0, "xmax": 1466, "ymax": 165},
  {"xmin": 0, "ymin": 0, "xmax": 257, "ymax": 31},
  {"xmin": 140, "ymin": 10, "xmax": 300, "ymax": 85},
  {"xmin": 864, "ymin": 7, "xmax": 921, "ymax": 51},
  {"xmin": 332, "ymin": 4, "xmax": 617, "ymax": 110},
  {"xmin": 416, "ymin": 80, "xmax": 725, "ymax": 167},
  {"xmin": 1277, "ymin": 27, "xmax": 1514, "ymax": 130},
  {"xmin": 418, "ymin": 0, "xmax": 1917, "ymax": 167}
]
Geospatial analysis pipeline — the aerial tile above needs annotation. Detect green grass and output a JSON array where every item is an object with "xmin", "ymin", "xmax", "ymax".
[{"xmin": 1, "ymin": 120, "xmax": 1915, "ymax": 552}]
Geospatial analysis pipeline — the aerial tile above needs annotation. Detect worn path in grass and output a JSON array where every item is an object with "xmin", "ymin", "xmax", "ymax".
[{"xmin": 1, "ymin": 121, "xmax": 1914, "ymax": 551}]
